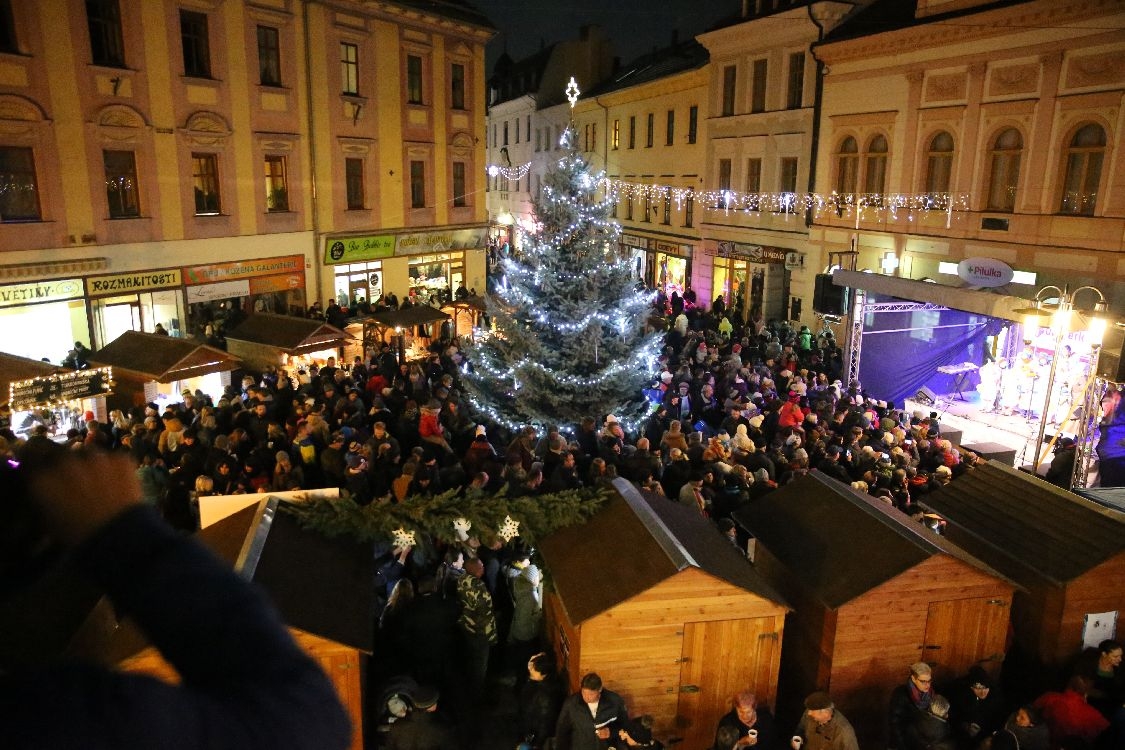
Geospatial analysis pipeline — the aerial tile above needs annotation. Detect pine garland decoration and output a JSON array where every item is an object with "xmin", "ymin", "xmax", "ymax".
[{"xmin": 282, "ymin": 485, "xmax": 613, "ymax": 546}]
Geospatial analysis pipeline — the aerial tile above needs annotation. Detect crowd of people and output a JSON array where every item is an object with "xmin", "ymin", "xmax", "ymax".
[{"xmin": 4, "ymin": 289, "xmax": 1121, "ymax": 750}]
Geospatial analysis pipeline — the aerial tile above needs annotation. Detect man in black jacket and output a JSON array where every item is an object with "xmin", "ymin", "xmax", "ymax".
[{"xmin": 555, "ymin": 672, "xmax": 628, "ymax": 750}]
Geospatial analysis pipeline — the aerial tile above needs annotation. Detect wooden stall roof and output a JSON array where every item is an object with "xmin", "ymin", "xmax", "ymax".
[
  {"xmin": 224, "ymin": 313, "xmax": 352, "ymax": 354},
  {"xmin": 89, "ymin": 331, "xmax": 241, "ymax": 383},
  {"xmin": 443, "ymin": 294, "xmax": 487, "ymax": 313},
  {"xmin": 921, "ymin": 461, "xmax": 1125, "ymax": 586},
  {"xmin": 0, "ymin": 351, "xmax": 66, "ymax": 402},
  {"xmin": 368, "ymin": 305, "xmax": 451, "ymax": 328},
  {"xmin": 733, "ymin": 472, "xmax": 1013, "ymax": 610},
  {"xmin": 104, "ymin": 498, "xmax": 375, "ymax": 663},
  {"xmin": 540, "ymin": 478, "xmax": 788, "ymax": 625}
]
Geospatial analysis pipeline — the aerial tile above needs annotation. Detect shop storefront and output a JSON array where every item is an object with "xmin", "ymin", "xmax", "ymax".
[
  {"xmin": 86, "ymin": 269, "xmax": 185, "ymax": 347},
  {"xmin": 182, "ymin": 255, "xmax": 306, "ymax": 338},
  {"xmin": 712, "ymin": 242, "xmax": 793, "ymax": 323},
  {"xmin": 324, "ymin": 226, "xmax": 487, "ymax": 311},
  {"xmin": 0, "ymin": 278, "xmax": 90, "ymax": 363},
  {"xmin": 651, "ymin": 241, "xmax": 691, "ymax": 303}
]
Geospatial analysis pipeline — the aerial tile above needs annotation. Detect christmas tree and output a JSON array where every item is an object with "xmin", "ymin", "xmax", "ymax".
[{"xmin": 462, "ymin": 127, "xmax": 663, "ymax": 433}]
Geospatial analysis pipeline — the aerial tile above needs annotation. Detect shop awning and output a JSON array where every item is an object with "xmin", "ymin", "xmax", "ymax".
[
  {"xmin": 224, "ymin": 314, "xmax": 352, "ymax": 356},
  {"xmin": 832, "ymin": 270, "xmax": 1032, "ymax": 322},
  {"xmin": 89, "ymin": 332, "xmax": 241, "ymax": 383}
]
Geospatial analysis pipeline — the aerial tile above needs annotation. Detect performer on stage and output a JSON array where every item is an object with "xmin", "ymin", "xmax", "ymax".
[{"xmin": 1015, "ymin": 344, "xmax": 1041, "ymax": 419}]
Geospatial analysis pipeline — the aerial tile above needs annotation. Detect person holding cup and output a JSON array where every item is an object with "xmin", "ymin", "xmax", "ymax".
[
  {"xmin": 713, "ymin": 691, "xmax": 779, "ymax": 749},
  {"xmin": 791, "ymin": 691, "xmax": 859, "ymax": 750},
  {"xmin": 554, "ymin": 672, "xmax": 627, "ymax": 750}
]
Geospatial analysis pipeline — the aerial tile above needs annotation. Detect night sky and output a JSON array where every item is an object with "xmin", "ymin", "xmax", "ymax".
[{"xmin": 468, "ymin": 0, "xmax": 741, "ymax": 71}]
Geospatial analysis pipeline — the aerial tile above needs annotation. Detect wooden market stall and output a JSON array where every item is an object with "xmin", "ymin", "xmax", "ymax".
[
  {"xmin": 921, "ymin": 461, "xmax": 1125, "ymax": 684},
  {"xmin": 442, "ymin": 294, "xmax": 486, "ymax": 339},
  {"xmin": 88, "ymin": 331, "xmax": 241, "ymax": 410},
  {"xmin": 356, "ymin": 305, "xmax": 451, "ymax": 361},
  {"xmin": 1, "ymin": 352, "xmax": 112, "ymax": 438},
  {"xmin": 223, "ymin": 313, "xmax": 351, "ymax": 373},
  {"xmin": 732, "ymin": 473, "xmax": 1017, "ymax": 745},
  {"xmin": 111, "ymin": 498, "xmax": 374, "ymax": 750},
  {"xmin": 539, "ymin": 479, "xmax": 789, "ymax": 749}
]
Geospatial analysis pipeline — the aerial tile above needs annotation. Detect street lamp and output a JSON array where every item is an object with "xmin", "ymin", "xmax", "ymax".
[{"xmin": 1015, "ymin": 285, "xmax": 1109, "ymax": 478}]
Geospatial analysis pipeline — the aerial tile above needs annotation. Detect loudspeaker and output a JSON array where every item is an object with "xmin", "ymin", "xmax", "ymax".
[
  {"xmin": 914, "ymin": 386, "xmax": 937, "ymax": 406},
  {"xmin": 1096, "ymin": 324, "xmax": 1125, "ymax": 382},
  {"xmin": 813, "ymin": 273, "xmax": 849, "ymax": 315}
]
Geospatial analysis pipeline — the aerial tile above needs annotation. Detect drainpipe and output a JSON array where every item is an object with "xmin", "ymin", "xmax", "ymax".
[
  {"xmin": 302, "ymin": 0, "xmax": 324, "ymax": 307},
  {"xmin": 805, "ymin": 3, "xmax": 827, "ymax": 229}
]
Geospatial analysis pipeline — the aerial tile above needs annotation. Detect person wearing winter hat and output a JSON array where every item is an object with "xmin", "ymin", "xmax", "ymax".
[
  {"xmin": 383, "ymin": 685, "xmax": 456, "ymax": 748},
  {"xmin": 792, "ymin": 691, "xmax": 858, "ymax": 750}
]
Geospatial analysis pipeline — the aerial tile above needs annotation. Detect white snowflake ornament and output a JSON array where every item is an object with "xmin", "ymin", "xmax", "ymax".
[
  {"xmin": 497, "ymin": 515, "xmax": 520, "ymax": 543},
  {"xmin": 453, "ymin": 517, "xmax": 472, "ymax": 542},
  {"xmin": 392, "ymin": 527, "xmax": 416, "ymax": 548}
]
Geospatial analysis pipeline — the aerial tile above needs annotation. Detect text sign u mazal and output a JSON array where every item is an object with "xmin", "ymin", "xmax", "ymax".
[{"xmin": 325, "ymin": 235, "xmax": 395, "ymax": 265}]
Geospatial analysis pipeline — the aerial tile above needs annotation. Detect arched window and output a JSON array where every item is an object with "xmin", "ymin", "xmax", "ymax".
[
  {"xmin": 863, "ymin": 134, "xmax": 888, "ymax": 194},
  {"xmin": 986, "ymin": 128, "xmax": 1022, "ymax": 212},
  {"xmin": 924, "ymin": 131, "xmax": 954, "ymax": 194},
  {"xmin": 1059, "ymin": 123, "xmax": 1106, "ymax": 215},
  {"xmin": 835, "ymin": 136, "xmax": 858, "ymax": 194}
]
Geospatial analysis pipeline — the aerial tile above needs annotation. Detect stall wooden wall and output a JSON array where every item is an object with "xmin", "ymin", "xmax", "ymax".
[
  {"xmin": 1057, "ymin": 554, "xmax": 1125, "ymax": 664},
  {"xmin": 550, "ymin": 567, "xmax": 785, "ymax": 750}
]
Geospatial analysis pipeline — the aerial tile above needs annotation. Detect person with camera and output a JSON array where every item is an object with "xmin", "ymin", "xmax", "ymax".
[{"xmin": 0, "ymin": 446, "xmax": 351, "ymax": 749}]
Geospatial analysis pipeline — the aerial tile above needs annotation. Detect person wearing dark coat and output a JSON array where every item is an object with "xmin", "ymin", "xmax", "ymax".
[
  {"xmin": 951, "ymin": 666, "xmax": 1005, "ymax": 748},
  {"xmin": 907, "ymin": 695, "xmax": 956, "ymax": 750},
  {"xmin": 890, "ymin": 662, "xmax": 936, "ymax": 750},
  {"xmin": 713, "ymin": 691, "xmax": 779, "ymax": 750},
  {"xmin": 519, "ymin": 652, "xmax": 565, "ymax": 749},
  {"xmin": 555, "ymin": 672, "xmax": 628, "ymax": 750},
  {"xmin": 384, "ymin": 686, "xmax": 458, "ymax": 750}
]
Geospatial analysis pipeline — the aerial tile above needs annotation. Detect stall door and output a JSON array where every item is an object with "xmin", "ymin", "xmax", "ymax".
[
  {"xmin": 922, "ymin": 597, "xmax": 1009, "ymax": 684},
  {"xmin": 676, "ymin": 618, "xmax": 779, "ymax": 750}
]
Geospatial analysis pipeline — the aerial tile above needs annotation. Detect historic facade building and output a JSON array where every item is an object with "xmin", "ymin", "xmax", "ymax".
[{"xmin": 0, "ymin": 0, "xmax": 493, "ymax": 359}]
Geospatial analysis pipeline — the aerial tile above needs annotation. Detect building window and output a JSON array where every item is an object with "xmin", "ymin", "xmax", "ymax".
[
  {"xmin": 721, "ymin": 65, "xmax": 736, "ymax": 116},
  {"xmin": 646, "ymin": 113, "xmax": 654, "ymax": 147},
  {"xmin": 86, "ymin": 0, "xmax": 124, "ymax": 67},
  {"xmin": 612, "ymin": 119, "xmax": 620, "ymax": 149},
  {"xmin": 191, "ymin": 152, "xmax": 220, "ymax": 215},
  {"xmin": 345, "ymin": 157, "xmax": 364, "ymax": 210},
  {"xmin": 779, "ymin": 156, "xmax": 798, "ymax": 193},
  {"xmin": 103, "ymin": 149, "xmax": 139, "ymax": 218},
  {"xmin": 453, "ymin": 161, "xmax": 467, "ymax": 207},
  {"xmin": 835, "ymin": 136, "xmax": 858, "ymax": 194},
  {"xmin": 0, "ymin": 0, "xmax": 19, "ymax": 54},
  {"xmin": 407, "ymin": 55, "xmax": 423, "ymax": 104},
  {"xmin": 688, "ymin": 105, "xmax": 698, "ymax": 144},
  {"xmin": 644, "ymin": 194, "xmax": 651, "ymax": 222},
  {"xmin": 451, "ymin": 63, "xmax": 465, "ymax": 109},
  {"xmin": 863, "ymin": 134, "xmax": 888, "ymax": 194},
  {"xmin": 666, "ymin": 109, "xmax": 675, "ymax": 145},
  {"xmin": 341, "ymin": 42, "xmax": 359, "ymax": 95},
  {"xmin": 526, "ymin": 115, "xmax": 530, "ymax": 142},
  {"xmin": 410, "ymin": 160, "xmax": 425, "ymax": 208},
  {"xmin": 662, "ymin": 188, "xmax": 671, "ymax": 224},
  {"xmin": 684, "ymin": 190, "xmax": 694, "ymax": 228},
  {"xmin": 746, "ymin": 158, "xmax": 762, "ymax": 193},
  {"xmin": 786, "ymin": 52, "xmax": 804, "ymax": 109},
  {"xmin": 625, "ymin": 195, "xmax": 633, "ymax": 220},
  {"xmin": 180, "ymin": 10, "xmax": 211, "ymax": 78},
  {"xmin": 718, "ymin": 158, "xmax": 732, "ymax": 207},
  {"xmin": 264, "ymin": 155, "xmax": 288, "ymax": 212},
  {"xmin": 751, "ymin": 59, "xmax": 768, "ymax": 113},
  {"xmin": 257, "ymin": 25, "xmax": 281, "ymax": 86},
  {"xmin": 0, "ymin": 146, "xmax": 41, "ymax": 221},
  {"xmin": 924, "ymin": 131, "xmax": 954, "ymax": 194},
  {"xmin": 1059, "ymin": 122, "xmax": 1105, "ymax": 216},
  {"xmin": 628, "ymin": 116, "xmax": 636, "ymax": 149},
  {"xmin": 503, "ymin": 121, "xmax": 509, "ymax": 146},
  {"xmin": 986, "ymin": 128, "xmax": 1022, "ymax": 213}
]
